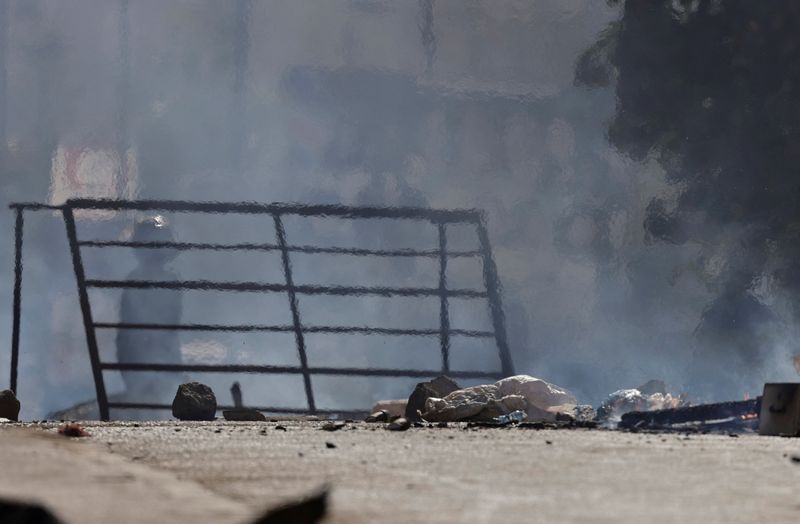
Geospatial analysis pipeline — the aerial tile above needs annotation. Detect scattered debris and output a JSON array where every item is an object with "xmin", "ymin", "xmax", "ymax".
[
  {"xmin": 172, "ymin": 382, "xmax": 217, "ymax": 421},
  {"xmin": 0, "ymin": 390, "xmax": 21, "ymax": 422},
  {"xmin": 790, "ymin": 455, "xmax": 800, "ymax": 464},
  {"xmin": 573, "ymin": 404, "xmax": 597, "ymax": 422},
  {"xmin": 251, "ymin": 487, "xmax": 328, "ymax": 524},
  {"xmin": 492, "ymin": 410, "xmax": 527, "ymax": 425},
  {"xmin": 325, "ymin": 441, "xmax": 336, "ymax": 449},
  {"xmin": 57, "ymin": 422, "xmax": 90, "ymax": 437},
  {"xmin": 597, "ymin": 380, "xmax": 686, "ymax": 424},
  {"xmin": 386, "ymin": 417, "xmax": 411, "ymax": 431},
  {"xmin": 405, "ymin": 376, "xmax": 460, "ymax": 421},
  {"xmin": 365, "ymin": 410, "xmax": 390, "ymax": 423},
  {"xmin": 322, "ymin": 421, "xmax": 346, "ymax": 432},
  {"xmin": 517, "ymin": 416, "xmax": 598, "ymax": 430},
  {"xmin": 555, "ymin": 411, "xmax": 575, "ymax": 423},
  {"xmin": 371, "ymin": 399, "xmax": 408, "ymax": 420},
  {"xmin": 420, "ymin": 375, "xmax": 575, "ymax": 423},
  {"xmin": 274, "ymin": 425, "xmax": 287, "ymax": 431},
  {"xmin": 421, "ymin": 384, "xmax": 518, "ymax": 422},
  {"xmin": 222, "ymin": 381, "xmax": 265, "ymax": 421},
  {"xmin": 467, "ymin": 410, "xmax": 529, "ymax": 428},
  {"xmin": 223, "ymin": 409, "xmax": 267, "ymax": 422},
  {"xmin": 619, "ymin": 398, "xmax": 760, "ymax": 432},
  {"xmin": 0, "ymin": 498, "xmax": 64, "ymax": 524}
]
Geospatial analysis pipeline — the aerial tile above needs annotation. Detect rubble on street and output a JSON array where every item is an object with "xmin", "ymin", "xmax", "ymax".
[
  {"xmin": 405, "ymin": 376, "xmax": 461, "ymax": 421},
  {"xmin": 222, "ymin": 382, "xmax": 267, "ymax": 421},
  {"xmin": 595, "ymin": 380, "xmax": 686, "ymax": 424},
  {"xmin": 420, "ymin": 374, "xmax": 576, "ymax": 423},
  {"xmin": 0, "ymin": 390, "xmax": 21, "ymax": 422},
  {"xmin": 370, "ymin": 400, "xmax": 408, "ymax": 420},
  {"xmin": 172, "ymin": 383, "xmax": 217, "ymax": 421}
]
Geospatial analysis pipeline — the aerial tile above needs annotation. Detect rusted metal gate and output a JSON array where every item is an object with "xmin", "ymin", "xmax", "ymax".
[{"xmin": 9, "ymin": 199, "xmax": 514, "ymax": 420}]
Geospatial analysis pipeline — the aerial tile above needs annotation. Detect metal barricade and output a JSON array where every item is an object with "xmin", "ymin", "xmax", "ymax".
[{"xmin": 9, "ymin": 199, "xmax": 514, "ymax": 420}]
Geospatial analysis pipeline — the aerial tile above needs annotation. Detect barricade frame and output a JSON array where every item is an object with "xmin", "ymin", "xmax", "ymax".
[{"xmin": 8, "ymin": 199, "xmax": 514, "ymax": 420}]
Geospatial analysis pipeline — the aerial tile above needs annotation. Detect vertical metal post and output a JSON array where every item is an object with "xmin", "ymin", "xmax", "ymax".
[
  {"xmin": 10, "ymin": 207, "xmax": 24, "ymax": 393},
  {"xmin": 437, "ymin": 223, "xmax": 450, "ymax": 373},
  {"xmin": 273, "ymin": 213, "xmax": 316, "ymax": 413},
  {"xmin": 115, "ymin": 0, "xmax": 131, "ymax": 197},
  {"xmin": 231, "ymin": 0, "xmax": 251, "ymax": 174},
  {"xmin": 476, "ymin": 216, "xmax": 514, "ymax": 377},
  {"xmin": 63, "ymin": 207, "xmax": 109, "ymax": 420},
  {"xmin": 0, "ymin": 0, "xmax": 8, "ymax": 168}
]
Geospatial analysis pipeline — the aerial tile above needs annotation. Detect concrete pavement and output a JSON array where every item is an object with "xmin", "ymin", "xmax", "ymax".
[{"xmin": 2, "ymin": 420, "xmax": 800, "ymax": 523}]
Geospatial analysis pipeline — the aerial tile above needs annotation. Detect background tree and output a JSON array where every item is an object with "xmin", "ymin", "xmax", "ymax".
[{"xmin": 578, "ymin": 0, "xmax": 800, "ymax": 395}]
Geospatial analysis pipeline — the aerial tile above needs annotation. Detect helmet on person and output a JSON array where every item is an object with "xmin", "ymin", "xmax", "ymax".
[
  {"xmin": 132, "ymin": 215, "xmax": 173, "ymax": 243},
  {"xmin": 131, "ymin": 215, "xmax": 177, "ymax": 265}
]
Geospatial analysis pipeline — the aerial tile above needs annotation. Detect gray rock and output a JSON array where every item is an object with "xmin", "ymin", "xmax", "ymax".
[
  {"xmin": 222, "ymin": 408, "xmax": 266, "ymax": 421},
  {"xmin": 0, "ymin": 390, "xmax": 20, "ymax": 421},
  {"xmin": 172, "ymin": 382, "xmax": 217, "ymax": 421},
  {"xmin": 387, "ymin": 417, "xmax": 411, "ymax": 431},
  {"xmin": 405, "ymin": 376, "xmax": 460, "ymax": 421},
  {"xmin": 365, "ymin": 410, "xmax": 390, "ymax": 423},
  {"xmin": 321, "ymin": 421, "xmax": 345, "ymax": 431}
]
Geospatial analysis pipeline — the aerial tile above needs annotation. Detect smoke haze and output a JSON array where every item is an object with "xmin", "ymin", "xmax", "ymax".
[{"xmin": 1, "ymin": 0, "xmax": 795, "ymax": 419}]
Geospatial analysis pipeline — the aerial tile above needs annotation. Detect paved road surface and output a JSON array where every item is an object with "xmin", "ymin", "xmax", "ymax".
[{"xmin": 2, "ymin": 421, "xmax": 800, "ymax": 523}]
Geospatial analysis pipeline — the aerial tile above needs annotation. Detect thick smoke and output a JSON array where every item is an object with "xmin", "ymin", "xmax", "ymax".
[{"xmin": 2, "ymin": 0, "xmax": 794, "ymax": 419}]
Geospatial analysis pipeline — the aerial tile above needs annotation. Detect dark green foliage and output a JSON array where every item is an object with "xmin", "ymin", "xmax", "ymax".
[
  {"xmin": 580, "ymin": 1, "xmax": 800, "ymax": 241},
  {"xmin": 579, "ymin": 0, "xmax": 800, "ymax": 388}
]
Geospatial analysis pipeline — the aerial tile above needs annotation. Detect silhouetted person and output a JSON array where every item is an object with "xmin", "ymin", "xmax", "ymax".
[{"xmin": 117, "ymin": 216, "xmax": 183, "ymax": 403}]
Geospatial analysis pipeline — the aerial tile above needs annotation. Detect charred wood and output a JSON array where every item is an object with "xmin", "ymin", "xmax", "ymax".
[{"xmin": 619, "ymin": 398, "xmax": 760, "ymax": 430}]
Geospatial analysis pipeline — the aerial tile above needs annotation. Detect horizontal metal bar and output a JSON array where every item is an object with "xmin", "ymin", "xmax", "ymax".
[
  {"xmin": 8, "ymin": 203, "xmax": 63, "ymax": 211},
  {"xmin": 94, "ymin": 322, "xmax": 494, "ymax": 338},
  {"xmin": 100, "ymin": 362, "xmax": 502, "ymax": 379},
  {"xmin": 106, "ymin": 402, "xmax": 366, "ymax": 417},
  {"xmin": 86, "ymin": 279, "xmax": 488, "ymax": 298},
  {"xmin": 78, "ymin": 240, "xmax": 481, "ymax": 258},
  {"xmin": 288, "ymin": 245, "xmax": 481, "ymax": 258},
  {"xmin": 96, "ymin": 322, "xmax": 293, "ymax": 332},
  {"xmin": 79, "ymin": 240, "xmax": 281, "ymax": 251},
  {"xmin": 66, "ymin": 198, "xmax": 482, "ymax": 223},
  {"xmin": 87, "ymin": 279, "xmax": 286, "ymax": 292}
]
